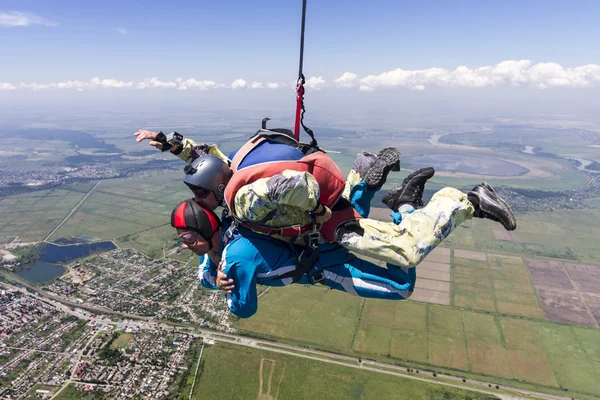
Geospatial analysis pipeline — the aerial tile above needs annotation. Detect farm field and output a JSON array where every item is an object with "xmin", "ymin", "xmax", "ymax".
[
  {"xmin": 2, "ymin": 124, "xmax": 600, "ymax": 399},
  {"xmin": 45, "ymin": 173, "xmax": 190, "ymax": 259},
  {"xmin": 236, "ymin": 255, "xmax": 600, "ymax": 398},
  {"xmin": 0, "ymin": 188, "xmax": 88, "ymax": 243},
  {"xmin": 188, "ymin": 342, "xmax": 502, "ymax": 400},
  {"xmin": 436, "ymin": 208, "xmax": 600, "ymax": 266}
]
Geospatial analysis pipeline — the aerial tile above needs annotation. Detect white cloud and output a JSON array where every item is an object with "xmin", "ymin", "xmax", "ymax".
[
  {"xmin": 176, "ymin": 78, "xmax": 217, "ymax": 90},
  {"xmin": 90, "ymin": 77, "xmax": 133, "ymax": 88},
  {"xmin": 19, "ymin": 82, "xmax": 51, "ymax": 90},
  {"xmin": 304, "ymin": 76, "xmax": 325, "ymax": 90},
  {"xmin": 339, "ymin": 60, "xmax": 600, "ymax": 91},
  {"xmin": 136, "ymin": 77, "xmax": 177, "ymax": 89},
  {"xmin": 0, "ymin": 11, "xmax": 57, "ymax": 27},
  {"xmin": 5, "ymin": 62, "xmax": 600, "ymax": 93},
  {"xmin": 116, "ymin": 28, "xmax": 128, "ymax": 35},
  {"xmin": 231, "ymin": 79, "xmax": 247, "ymax": 89},
  {"xmin": 16, "ymin": 78, "xmax": 132, "ymax": 91},
  {"xmin": 334, "ymin": 72, "xmax": 358, "ymax": 88}
]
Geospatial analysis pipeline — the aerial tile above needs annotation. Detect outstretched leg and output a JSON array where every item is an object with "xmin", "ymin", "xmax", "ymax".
[
  {"xmin": 337, "ymin": 187, "xmax": 474, "ymax": 267},
  {"xmin": 336, "ymin": 177, "xmax": 517, "ymax": 268}
]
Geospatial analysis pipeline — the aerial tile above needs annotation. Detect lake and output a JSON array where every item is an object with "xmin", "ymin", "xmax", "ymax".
[
  {"xmin": 15, "ymin": 240, "xmax": 117, "ymax": 283},
  {"xmin": 38, "ymin": 241, "xmax": 117, "ymax": 263},
  {"xmin": 15, "ymin": 261, "xmax": 66, "ymax": 284}
]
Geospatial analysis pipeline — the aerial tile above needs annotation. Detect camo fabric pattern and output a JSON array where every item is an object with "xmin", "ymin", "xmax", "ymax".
[
  {"xmin": 336, "ymin": 187, "xmax": 474, "ymax": 267},
  {"xmin": 174, "ymin": 138, "xmax": 230, "ymax": 163},
  {"xmin": 234, "ymin": 170, "xmax": 320, "ymax": 228}
]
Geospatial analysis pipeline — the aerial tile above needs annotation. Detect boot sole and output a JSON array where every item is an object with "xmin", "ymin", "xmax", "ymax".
[
  {"xmin": 475, "ymin": 184, "xmax": 517, "ymax": 231},
  {"xmin": 364, "ymin": 148, "xmax": 401, "ymax": 188}
]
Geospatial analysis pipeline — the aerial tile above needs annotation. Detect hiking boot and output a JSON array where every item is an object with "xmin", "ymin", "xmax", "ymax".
[
  {"xmin": 364, "ymin": 147, "xmax": 401, "ymax": 189},
  {"xmin": 468, "ymin": 183, "xmax": 517, "ymax": 231},
  {"xmin": 382, "ymin": 167, "xmax": 435, "ymax": 210}
]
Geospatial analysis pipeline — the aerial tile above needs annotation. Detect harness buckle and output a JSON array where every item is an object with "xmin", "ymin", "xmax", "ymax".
[
  {"xmin": 224, "ymin": 219, "xmax": 238, "ymax": 245},
  {"xmin": 307, "ymin": 231, "xmax": 320, "ymax": 248},
  {"xmin": 308, "ymin": 267, "xmax": 324, "ymax": 284}
]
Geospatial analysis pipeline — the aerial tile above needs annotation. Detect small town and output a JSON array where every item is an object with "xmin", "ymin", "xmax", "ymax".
[
  {"xmin": 0, "ymin": 285, "xmax": 203, "ymax": 399},
  {"xmin": 43, "ymin": 249, "xmax": 232, "ymax": 330}
]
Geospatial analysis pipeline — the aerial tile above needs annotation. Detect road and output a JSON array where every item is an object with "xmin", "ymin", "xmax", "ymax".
[{"xmin": 43, "ymin": 180, "xmax": 103, "ymax": 243}]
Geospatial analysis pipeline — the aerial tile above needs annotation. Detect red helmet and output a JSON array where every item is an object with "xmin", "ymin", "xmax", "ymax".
[{"xmin": 170, "ymin": 199, "xmax": 221, "ymax": 247}]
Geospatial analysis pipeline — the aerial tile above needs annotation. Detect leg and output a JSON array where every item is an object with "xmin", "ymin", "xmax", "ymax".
[
  {"xmin": 342, "ymin": 149, "xmax": 400, "ymax": 217},
  {"xmin": 336, "ymin": 187, "xmax": 474, "ymax": 267},
  {"xmin": 318, "ymin": 253, "xmax": 416, "ymax": 300}
]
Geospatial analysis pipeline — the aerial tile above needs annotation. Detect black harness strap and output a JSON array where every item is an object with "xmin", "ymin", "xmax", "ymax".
[{"xmin": 279, "ymin": 229, "xmax": 324, "ymax": 285}]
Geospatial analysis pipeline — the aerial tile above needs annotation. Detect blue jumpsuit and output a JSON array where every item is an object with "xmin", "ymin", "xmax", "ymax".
[{"xmin": 199, "ymin": 220, "xmax": 416, "ymax": 318}]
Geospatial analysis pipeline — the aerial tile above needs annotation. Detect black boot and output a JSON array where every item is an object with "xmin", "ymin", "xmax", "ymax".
[
  {"xmin": 382, "ymin": 167, "xmax": 435, "ymax": 209},
  {"xmin": 468, "ymin": 183, "xmax": 517, "ymax": 231},
  {"xmin": 364, "ymin": 148, "xmax": 401, "ymax": 189}
]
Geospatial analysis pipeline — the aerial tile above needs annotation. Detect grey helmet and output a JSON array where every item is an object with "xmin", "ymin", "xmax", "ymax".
[{"xmin": 183, "ymin": 155, "xmax": 232, "ymax": 204}]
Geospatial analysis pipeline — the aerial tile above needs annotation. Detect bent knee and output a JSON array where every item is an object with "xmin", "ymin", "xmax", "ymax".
[{"xmin": 403, "ymin": 248, "xmax": 425, "ymax": 268}]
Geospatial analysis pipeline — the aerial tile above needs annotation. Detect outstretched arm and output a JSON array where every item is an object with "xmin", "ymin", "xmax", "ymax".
[{"xmin": 133, "ymin": 129, "xmax": 230, "ymax": 163}]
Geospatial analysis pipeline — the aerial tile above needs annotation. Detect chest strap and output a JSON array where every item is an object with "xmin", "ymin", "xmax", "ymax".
[{"xmin": 278, "ymin": 229, "xmax": 324, "ymax": 285}]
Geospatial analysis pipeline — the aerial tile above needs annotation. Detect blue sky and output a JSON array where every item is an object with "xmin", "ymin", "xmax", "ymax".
[{"xmin": 1, "ymin": 0, "xmax": 599, "ymax": 83}]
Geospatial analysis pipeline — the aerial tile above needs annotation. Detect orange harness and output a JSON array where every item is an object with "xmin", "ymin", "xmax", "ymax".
[{"xmin": 224, "ymin": 131, "xmax": 362, "ymax": 242}]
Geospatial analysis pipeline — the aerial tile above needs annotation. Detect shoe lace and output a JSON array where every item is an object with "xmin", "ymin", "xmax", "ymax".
[{"xmin": 414, "ymin": 187, "xmax": 424, "ymax": 207}]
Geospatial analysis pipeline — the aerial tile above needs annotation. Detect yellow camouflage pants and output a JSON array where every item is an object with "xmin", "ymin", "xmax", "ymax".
[{"xmin": 335, "ymin": 187, "xmax": 474, "ymax": 267}]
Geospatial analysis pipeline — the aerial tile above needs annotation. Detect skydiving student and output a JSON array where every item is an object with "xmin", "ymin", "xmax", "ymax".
[{"xmin": 171, "ymin": 171, "xmax": 516, "ymax": 318}]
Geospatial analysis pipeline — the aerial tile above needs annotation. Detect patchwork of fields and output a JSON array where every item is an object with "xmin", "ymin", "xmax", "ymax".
[
  {"xmin": 237, "ymin": 244, "xmax": 600, "ymax": 398},
  {"xmin": 237, "ymin": 283, "xmax": 600, "ymax": 396}
]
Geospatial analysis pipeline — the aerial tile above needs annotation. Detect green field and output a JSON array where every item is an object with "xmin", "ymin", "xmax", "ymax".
[
  {"xmin": 110, "ymin": 332, "xmax": 134, "ymax": 349},
  {"xmin": 54, "ymin": 384, "xmax": 114, "ymax": 400},
  {"xmin": 0, "ymin": 172, "xmax": 196, "ymax": 262},
  {"xmin": 40, "ymin": 173, "xmax": 191, "ymax": 258},
  {"xmin": 441, "ymin": 209, "xmax": 600, "ymax": 266},
  {"xmin": 189, "ymin": 342, "xmax": 501, "ymax": 400},
  {"xmin": 452, "ymin": 253, "xmax": 545, "ymax": 318},
  {"xmin": 0, "ymin": 189, "xmax": 87, "ymax": 242},
  {"xmin": 236, "ymin": 283, "xmax": 600, "ymax": 398},
  {"xmin": 3, "ymin": 127, "xmax": 600, "ymax": 399}
]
